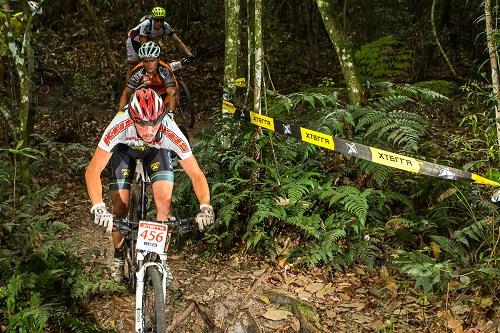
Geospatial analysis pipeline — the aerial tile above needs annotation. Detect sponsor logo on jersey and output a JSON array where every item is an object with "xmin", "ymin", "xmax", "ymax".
[
  {"xmin": 150, "ymin": 162, "xmax": 160, "ymax": 172},
  {"xmin": 160, "ymin": 125, "xmax": 190, "ymax": 153},
  {"xmin": 132, "ymin": 144, "xmax": 150, "ymax": 151},
  {"xmin": 121, "ymin": 168, "xmax": 130, "ymax": 177},
  {"xmin": 104, "ymin": 119, "xmax": 134, "ymax": 146}
]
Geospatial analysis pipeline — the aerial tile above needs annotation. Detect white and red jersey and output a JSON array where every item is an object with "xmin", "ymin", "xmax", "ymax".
[
  {"xmin": 98, "ymin": 108, "xmax": 192, "ymax": 160},
  {"xmin": 128, "ymin": 19, "xmax": 175, "ymax": 43}
]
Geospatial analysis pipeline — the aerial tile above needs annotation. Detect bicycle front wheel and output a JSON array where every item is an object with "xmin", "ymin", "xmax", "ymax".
[
  {"xmin": 176, "ymin": 80, "xmax": 195, "ymax": 128},
  {"xmin": 141, "ymin": 266, "xmax": 167, "ymax": 333}
]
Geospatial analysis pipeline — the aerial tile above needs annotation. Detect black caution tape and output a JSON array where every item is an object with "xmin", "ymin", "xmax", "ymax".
[{"xmin": 222, "ymin": 96, "xmax": 500, "ymax": 186}]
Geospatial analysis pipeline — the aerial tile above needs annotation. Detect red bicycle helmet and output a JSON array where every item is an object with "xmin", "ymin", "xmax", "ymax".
[{"xmin": 128, "ymin": 88, "xmax": 166, "ymax": 126}]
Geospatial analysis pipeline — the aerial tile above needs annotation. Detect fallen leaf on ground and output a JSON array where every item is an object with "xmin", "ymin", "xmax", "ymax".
[
  {"xmin": 262, "ymin": 308, "xmax": 293, "ymax": 321},
  {"xmin": 447, "ymin": 315, "xmax": 463, "ymax": 333},
  {"xmin": 290, "ymin": 317, "xmax": 300, "ymax": 332},
  {"xmin": 259, "ymin": 295, "xmax": 270, "ymax": 304},
  {"xmin": 305, "ymin": 282, "xmax": 325, "ymax": 293}
]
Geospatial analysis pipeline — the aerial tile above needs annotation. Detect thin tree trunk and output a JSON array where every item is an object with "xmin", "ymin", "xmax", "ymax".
[
  {"xmin": 253, "ymin": 0, "xmax": 262, "ymax": 114},
  {"xmin": 484, "ymin": 0, "xmax": 500, "ymax": 155},
  {"xmin": 246, "ymin": 0, "xmax": 254, "ymax": 102},
  {"xmin": 431, "ymin": 0, "xmax": 459, "ymax": 78},
  {"xmin": 223, "ymin": 0, "xmax": 240, "ymax": 98},
  {"xmin": 314, "ymin": 0, "xmax": 364, "ymax": 105}
]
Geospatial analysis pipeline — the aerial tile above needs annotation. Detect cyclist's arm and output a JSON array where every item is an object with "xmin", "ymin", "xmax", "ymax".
[
  {"xmin": 139, "ymin": 35, "xmax": 148, "ymax": 44},
  {"xmin": 178, "ymin": 156, "xmax": 210, "ymax": 205},
  {"xmin": 85, "ymin": 147, "xmax": 112, "ymax": 206},
  {"xmin": 170, "ymin": 33, "xmax": 192, "ymax": 56},
  {"xmin": 119, "ymin": 86, "xmax": 134, "ymax": 110},
  {"xmin": 165, "ymin": 85, "xmax": 176, "ymax": 111}
]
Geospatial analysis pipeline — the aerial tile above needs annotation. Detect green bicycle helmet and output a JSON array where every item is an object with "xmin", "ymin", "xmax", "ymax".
[
  {"xmin": 151, "ymin": 7, "xmax": 166, "ymax": 20},
  {"xmin": 138, "ymin": 41, "xmax": 161, "ymax": 59}
]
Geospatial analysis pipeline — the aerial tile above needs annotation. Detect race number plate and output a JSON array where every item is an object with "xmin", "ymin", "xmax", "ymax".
[{"xmin": 136, "ymin": 221, "xmax": 168, "ymax": 254}]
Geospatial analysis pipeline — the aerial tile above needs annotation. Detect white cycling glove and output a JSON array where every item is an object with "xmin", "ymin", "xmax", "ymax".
[
  {"xmin": 90, "ymin": 203, "xmax": 114, "ymax": 233},
  {"xmin": 196, "ymin": 204, "xmax": 214, "ymax": 231}
]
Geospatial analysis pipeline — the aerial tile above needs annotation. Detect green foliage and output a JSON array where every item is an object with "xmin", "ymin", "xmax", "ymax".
[
  {"xmin": 0, "ymin": 152, "xmax": 111, "ymax": 331},
  {"xmin": 414, "ymin": 80, "xmax": 458, "ymax": 97},
  {"xmin": 354, "ymin": 35, "xmax": 412, "ymax": 82},
  {"xmin": 392, "ymin": 250, "xmax": 452, "ymax": 294}
]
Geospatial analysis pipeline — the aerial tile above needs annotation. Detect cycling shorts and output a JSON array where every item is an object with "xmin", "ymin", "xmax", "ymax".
[{"xmin": 108, "ymin": 143, "xmax": 174, "ymax": 191}]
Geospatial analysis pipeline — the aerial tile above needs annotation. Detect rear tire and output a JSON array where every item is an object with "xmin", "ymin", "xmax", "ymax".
[
  {"xmin": 176, "ymin": 80, "xmax": 195, "ymax": 128},
  {"xmin": 142, "ymin": 266, "xmax": 167, "ymax": 333}
]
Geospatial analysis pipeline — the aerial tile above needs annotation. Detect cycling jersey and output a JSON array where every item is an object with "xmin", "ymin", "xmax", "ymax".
[
  {"xmin": 98, "ymin": 107, "xmax": 192, "ymax": 160},
  {"xmin": 127, "ymin": 60, "xmax": 176, "ymax": 97},
  {"xmin": 127, "ymin": 19, "xmax": 175, "ymax": 52}
]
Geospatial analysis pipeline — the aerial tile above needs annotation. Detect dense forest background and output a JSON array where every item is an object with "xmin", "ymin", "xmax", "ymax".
[{"xmin": 0, "ymin": 0, "xmax": 499, "ymax": 332}]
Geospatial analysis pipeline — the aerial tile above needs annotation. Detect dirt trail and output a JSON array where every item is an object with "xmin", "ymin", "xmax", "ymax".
[{"xmin": 50, "ymin": 178, "xmax": 452, "ymax": 333}]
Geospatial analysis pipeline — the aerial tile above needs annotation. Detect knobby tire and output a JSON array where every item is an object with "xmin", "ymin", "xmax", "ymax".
[{"xmin": 142, "ymin": 266, "xmax": 167, "ymax": 333}]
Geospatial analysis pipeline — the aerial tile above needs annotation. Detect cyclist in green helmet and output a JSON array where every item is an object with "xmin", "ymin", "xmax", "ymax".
[{"xmin": 125, "ymin": 6, "xmax": 193, "ymax": 80}]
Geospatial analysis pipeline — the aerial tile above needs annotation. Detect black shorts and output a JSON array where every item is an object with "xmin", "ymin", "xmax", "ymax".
[{"xmin": 108, "ymin": 144, "xmax": 174, "ymax": 190}]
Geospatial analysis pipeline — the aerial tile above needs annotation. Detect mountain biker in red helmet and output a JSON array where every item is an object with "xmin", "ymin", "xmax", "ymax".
[
  {"xmin": 85, "ymin": 88, "xmax": 213, "ymax": 282},
  {"xmin": 125, "ymin": 6, "xmax": 193, "ymax": 80}
]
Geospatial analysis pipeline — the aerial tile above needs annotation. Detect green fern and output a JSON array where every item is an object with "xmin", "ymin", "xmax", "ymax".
[
  {"xmin": 326, "ymin": 186, "xmax": 372, "ymax": 225},
  {"xmin": 346, "ymin": 241, "xmax": 379, "ymax": 269},
  {"xmin": 357, "ymin": 160, "xmax": 392, "ymax": 186},
  {"xmin": 354, "ymin": 35, "xmax": 412, "ymax": 81},
  {"xmin": 287, "ymin": 214, "xmax": 322, "ymax": 239},
  {"xmin": 452, "ymin": 219, "xmax": 488, "ymax": 247},
  {"xmin": 429, "ymin": 235, "xmax": 467, "ymax": 262}
]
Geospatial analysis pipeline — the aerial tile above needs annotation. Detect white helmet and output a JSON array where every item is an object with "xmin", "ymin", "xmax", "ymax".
[
  {"xmin": 28, "ymin": 1, "xmax": 42, "ymax": 15},
  {"xmin": 138, "ymin": 41, "xmax": 161, "ymax": 59}
]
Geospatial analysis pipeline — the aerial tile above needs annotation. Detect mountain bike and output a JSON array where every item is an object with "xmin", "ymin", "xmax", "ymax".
[
  {"xmin": 117, "ymin": 159, "xmax": 195, "ymax": 333},
  {"xmin": 168, "ymin": 57, "xmax": 195, "ymax": 128},
  {"xmin": 112, "ymin": 216, "xmax": 193, "ymax": 333}
]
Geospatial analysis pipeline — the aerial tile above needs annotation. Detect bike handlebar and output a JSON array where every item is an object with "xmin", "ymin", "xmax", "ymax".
[
  {"xmin": 90, "ymin": 214, "xmax": 196, "ymax": 234},
  {"xmin": 115, "ymin": 217, "xmax": 196, "ymax": 234}
]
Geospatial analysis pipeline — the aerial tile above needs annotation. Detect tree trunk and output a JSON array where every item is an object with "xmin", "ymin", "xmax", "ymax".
[
  {"xmin": 253, "ymin": 0, "xmax": 262, "ymax": 114},
  {"xmin": 246, "ymin": 0, "xmax": 255, "ymax": 102},
  {"xmin": 411, "ymin": 0, "xmax": 451, "ymax": 81},
  {"xmin": 223, "ymin": 0, "xmax": 240, "ymax": 97},
  {"xmin": 484, "ymin": 0, "xmax": 500, "ymax": 157},
  {"xmin": 431, "ymin": 0, "xmax": 458, "ymax": 78},
  {"xmin": 314, "ymin": 0, "xmax": 364, "ymax": 105}
]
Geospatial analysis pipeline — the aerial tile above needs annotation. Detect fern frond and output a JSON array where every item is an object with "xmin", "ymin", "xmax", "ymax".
[
  {"xmin": 452, "ymin": 219, "xmax": 489, "ymax": 247},
  {"xmin": 287, "ymin": 214, "xmax": 322, "ymax": 239},
  {"xmin": 429, "ymin": 235, "xmax": 467, "ymax": 261},
  {"xmin": 372, "ymin": 95, "xmax": 413, "ymax": 112},
  {"xmin": 357, "ymin": 160, "xmax": 392, "ymax": 186}
]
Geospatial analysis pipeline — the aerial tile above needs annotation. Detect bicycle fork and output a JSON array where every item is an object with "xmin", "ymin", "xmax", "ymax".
[{"xmin": 135, "ymin": 252, "xmax": 169, "ymax": 333}]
